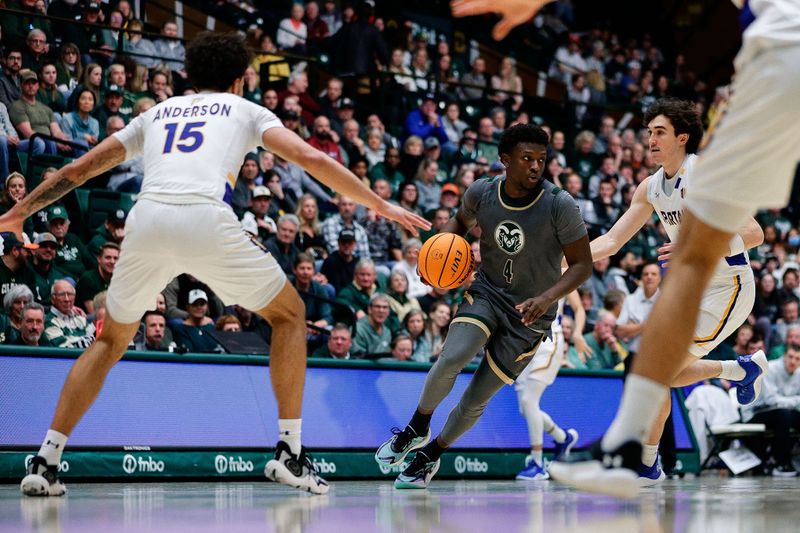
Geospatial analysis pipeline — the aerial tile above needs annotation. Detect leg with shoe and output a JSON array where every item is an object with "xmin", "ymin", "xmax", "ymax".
[
  {"xmin": 514, "ymin": 333, "xmax": 578, "ymax": 481},
  {"xmin": 549, "ymin": 213, "xmax": 769, "ymax": 498},
  {"xmin": 375, "ymin": 321, "xmax": 489, "ymax": 488}
]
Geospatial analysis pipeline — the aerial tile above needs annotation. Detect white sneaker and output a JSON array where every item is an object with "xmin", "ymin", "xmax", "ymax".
[
  {"xmin": 394, "ymin": 451, "xmax": 441, "ymax": 489},
  {"xmin": 265, "ymin": 441, "xmax": 329, "ymax": 495},
  {"xmin": 20, "ymin": 456, "xmax": 67, "ymax": 497}
]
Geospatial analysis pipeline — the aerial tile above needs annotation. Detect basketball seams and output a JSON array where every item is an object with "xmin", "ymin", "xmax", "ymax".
[
  {"xmin": 443, "ymin": 238, "xmax": 471, "ymax": 288},
  {"xmin": 421, "ymin": 233, "xmax": 445, "ymax": 285},
  {"xmin": 437, "ymin": 234, "xmax": 457, "ymax": 288}
]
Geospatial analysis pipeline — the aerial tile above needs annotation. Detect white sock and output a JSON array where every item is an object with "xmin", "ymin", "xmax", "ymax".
[
  {"xmin": 38, "ymin": 429, "xmax": 68, "ymax": 466},
  {"xmin": 530, "ymin": 449, "xmax": 543, "ymax": 465},
  {"xmin": 601, "ymin": 374, "xmax": 669, "ymax": 452},
  {"xmin": 719, "ymin": 360, "xmax": 746, "ymax": 381},
  {"xmin": 278, "ymin": 419, "xmax": 302, "ymax": 456},
  {"xmin": 542, "ymin": 412, "xmax": 567, "ymax": 443},
  {"xmin": 641, "ymin": 444, "xmax": 659, "ymax": 467}
]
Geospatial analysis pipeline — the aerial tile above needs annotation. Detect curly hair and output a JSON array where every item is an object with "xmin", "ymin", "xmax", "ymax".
[
  {"xmin": 643, "ymin": 97, "xmax": 704, "ymax": 154},
  {"xmin": 185, "ymin": 32, "xmax": 252, "ymax": 92},
  {"xmin": 498, "ymin": 124, "xmax": 550, "ymax": 157}
]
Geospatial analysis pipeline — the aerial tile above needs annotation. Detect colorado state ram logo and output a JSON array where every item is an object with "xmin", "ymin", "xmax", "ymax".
[{"xmin": 494, "ymin": 220, "xmax": 524, "ymax": 255}]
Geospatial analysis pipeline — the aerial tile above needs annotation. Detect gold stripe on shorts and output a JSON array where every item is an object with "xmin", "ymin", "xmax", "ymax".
[
  {"xmin": 451, "ymin": 316, "xmax": 491, "ymax": 338},
  {"xmin": 485, "ymin": 348, "xmax": 515, "ymax": 385}
]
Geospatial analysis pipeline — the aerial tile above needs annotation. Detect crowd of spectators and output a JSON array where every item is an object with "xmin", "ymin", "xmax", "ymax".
[{"xmin": 0, "ymin": 1, "xmax": 798, "ymax": 375}]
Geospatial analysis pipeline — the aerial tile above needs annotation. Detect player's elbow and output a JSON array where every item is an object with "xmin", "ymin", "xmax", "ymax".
[{"xmin": 297, "ymin": 148, "xmax": 327, "ymax": 174}]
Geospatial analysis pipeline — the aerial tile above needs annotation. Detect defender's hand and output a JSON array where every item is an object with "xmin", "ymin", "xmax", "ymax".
[{"xmin": 451, "ymin": 0, "xmax": 552, "ymax": 40}]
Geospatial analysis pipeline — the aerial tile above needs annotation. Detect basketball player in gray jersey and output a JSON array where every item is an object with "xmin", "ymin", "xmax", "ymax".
[{"xmin": 375, "ymin": 124, "xmax": 593, "ymax": 488}]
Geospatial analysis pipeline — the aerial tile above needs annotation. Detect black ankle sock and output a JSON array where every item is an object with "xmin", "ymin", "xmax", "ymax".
[
  {"xmin": 419, "ymin": 438, "xmax": 447, "ymax": 462},
  {"xmin": 408, "ymin": 409, "xmax": 432, "ymax": 435}
]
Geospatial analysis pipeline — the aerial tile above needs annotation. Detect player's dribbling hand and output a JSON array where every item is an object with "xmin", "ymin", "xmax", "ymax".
[
  {"xmin": 450, "ymin": 0, "xmax": 552, "ymax": 40},
  {"xmin": 516, "ymin": 295, "xmax": 551, "ymax": 326},
  {"xmin": 378, "ymin": 201, "xmax": 431, "ymax": 237},
  {"xmin": 657, "ymin": 242, "xmax": 674, "ymax": 268}
]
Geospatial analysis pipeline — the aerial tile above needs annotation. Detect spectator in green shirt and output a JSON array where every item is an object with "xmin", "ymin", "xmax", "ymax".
[
  {"xmin": 583, "ymin": 309, "xmax": 627, "ymax": 370},
  {"xmin": 353, "ymin": 293, "xmax": 393, "ymax": 356},
  {"xmin": 311, "ymin": 323, "xmax": 354, "ymax": 359},
  {"xmin": 44, "ymin": 279, "xmax": 96, "ymax": 349},
  {"xmin": 9, "ymin": 302, "xmax": 49, "ymax": 347},
  {"xmin": 76, "ymin": 242, "xmax": 119, "ymax": 314},
  {"xmin": 47, "ymin": 206, "xmax": 95, "ymax": 280},
  {"xmin": 25, "ymin": 232, "xmax": 66, "ymax": 305}
]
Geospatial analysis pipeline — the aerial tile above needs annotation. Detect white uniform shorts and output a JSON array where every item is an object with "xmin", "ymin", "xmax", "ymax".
[
  {"xmin": 690, "ymin": 270, "xmax": 755, "ymax": 357},
  {"xmin": 106, "ymin": 199, "xmax": 287, "ymax": 324},
  {"xmin": 686, "ymin": 45, "xmax": 800, "ymax": 231},
  {"xmin": 515, "ymin": 331, "xmax": 565, "ymax": 387}
]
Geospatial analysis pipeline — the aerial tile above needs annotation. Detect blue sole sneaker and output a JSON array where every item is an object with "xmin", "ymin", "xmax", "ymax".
[
  {"xmin": 734, "ymin": 350, "xmax": 768, "ymax": 405},
  {"xmin": 516, "ymin": 458, "xmax": 549, "ymax": 481},
  {"xmin": 552, "ymin": 428, "xmax": 579, "ymax": 462},
  {"xmin": 637, "ymin": 458, "xmax": 666, "ymax": 487}
]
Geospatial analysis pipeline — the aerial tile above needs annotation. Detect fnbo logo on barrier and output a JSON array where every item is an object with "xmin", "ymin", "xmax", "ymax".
[
  {"xmin": 214, "ymin": 455, "xmax": 254, "ymax": 474},
  {"xmin": 311, "ymin": 458, "xmax": 336, "ymax": 474},
  {"xmin": 453, "ymin": 456, "xmax": 488, "ymax": 474},
  {"xmin": 122, "ymin": 454, "xmax": 165, "ymax": 474},
  {"xmin": 25, "ymin": 455, "xmax": 69, "ymax": 473}
]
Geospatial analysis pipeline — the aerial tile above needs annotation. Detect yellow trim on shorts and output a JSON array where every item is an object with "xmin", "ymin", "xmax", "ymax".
[
  {"xmin": 464, "ymin": 291, "xmax": 474, "ymax": 305},
  {"xmin": 485, "ymin": 349, "xmax": 515, "ymax": 385},
  {"xmin": 694, "ymin": 275, "xmax": 741, "ymax": 345},
  {"xmin": 515, "ymin": 337, "xmax": 544, "ymax": 363},
  {"xmin": 531, "ymin": 336, "xmax": 560, "ymax": 371},
  {"xmin": 497, "ymin": 184, "xmax": 545, "ymax": 211},
  {"xmin": 451, "ymin": 316, "xmax": 491, "ymax": 338}
]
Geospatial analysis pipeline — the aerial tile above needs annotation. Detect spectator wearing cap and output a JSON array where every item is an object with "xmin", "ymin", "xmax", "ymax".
[
  {"xmin": 488, "ymin": 160, "xmax": 507, "ymax": 177},
  {"xmin": 352, "ymin": 292, "xmax": 393, "ymax": 356},
  {"xmin": 163, "ymin": 274, "xmax": 225, "ymax": 322},
  {"xmin": 25, "ymin": 232, "xmax": 66, "ymax": 305},
  {"xmin": 241, "ymin": 185, "xmax": 278, "ymax": 242},
  {"xmin": 8, "ymin": 302, "xmax": 49, "ymax": 347},
  {"xmin": 403, "ymin": 93, "xmax": 448, "ymax": 147},
  {"xmin": 44, "ymin": 278, "xmax": 96, "ymax": 349},
  {"xmin": 307, "ymin": 115, "xmax": 344, "ymax": 165},
  {"xmin": 422, "ymin": 136, "xmax": 449, "ymax": 179},
  {"xmin": 87, "ymin": 209, "xmax": 126, "ymax": 258},
  {"xmin": 321, "ymin": 195, "xmax": 370, "ymax": 257},
  {"xmin": 265, "ymin": 214, "xmax": 301, "ymax": 276},
  {"xmin": 0, "ymin": 231, "xmax": 37, "ymax": 300},
  {"xmin": 62, "ymin": 1, "xmax": 105, "ymax": 66},
  {"xmin": 9, "ymin": 69, "xmax": 71, "ymax": 156},
  {"xmin": 92, "ymin": 84, "xmax": 129, "ymax": 139},
  {"xmin": 47, "ymin": 205, "xmax": 95, "ymax": 280},
  {"xmin": 153, "ymin": 20, "xmax": 186, "ymax": 74},
  {"xmin": 414, "ymin": 158, "xmax": 442, "ymax": 213},
  {"xmin": 76, "ymin": 242, "xmax": 119, "ymax": 313},
  {"xmin": 331, "ymin": 97, "xmax": 355, "ymax": 137},
  {"xmin": 171, "ymin": 289, "xmax": 219, "ymax": 353},
  {"xmin": 231, "ymin": 153, "xmax": 262, "ymax": 217},
  {"xmin": 620, "ymin": 60, "xmax": 642, "ymax": 101},
  {"xmin": 434, "ymin": 183, "xmax": 461, "ymax": 218},
  {"xmin": 320, "ymin": 228, "xmax": 359, "ymax": 292},
  {"xmin": 60, "ymin": 88, "xmax": 100, "ymax": 152}
]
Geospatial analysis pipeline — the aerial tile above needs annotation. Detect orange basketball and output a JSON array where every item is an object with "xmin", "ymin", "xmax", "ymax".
[{"xmin": 418, "ymin": 233, "xmax": 475, "ymax": 290}]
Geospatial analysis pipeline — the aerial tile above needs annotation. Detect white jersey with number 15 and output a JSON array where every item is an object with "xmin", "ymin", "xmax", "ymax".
[{"xmin": 114, "ymin": 92, "xmax": 283, "ymax": 205}]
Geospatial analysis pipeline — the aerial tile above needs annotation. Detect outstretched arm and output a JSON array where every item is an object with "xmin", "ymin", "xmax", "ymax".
[
  {"xmin": 589, "ymin": 177, "xmax": 654, "ymax": 262},
  {"xmin": 451, "ymin": 0, "xmax": 556, "ymax": 40},
  {"xmin": 565, "ymin": 289, "xmax": 593, "ymax": 360},
  {"xmin": 263, "ymin": 127, "xmax": 430, "ymax": 236},
  {"xmin": 0, "ymin": 136, "xmax": 126, "ymax": 233}
]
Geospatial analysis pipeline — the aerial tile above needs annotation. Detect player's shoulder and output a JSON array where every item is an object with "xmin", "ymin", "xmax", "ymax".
[{"xmin": 464, "ymin": 176, "xmax": 496, "ymax": 198}]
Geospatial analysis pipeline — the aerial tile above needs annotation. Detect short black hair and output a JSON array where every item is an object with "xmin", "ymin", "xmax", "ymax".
[
  {"xmin": 498, "ymin": 124, "xmax": 549, "ymax": 157},
  {"xmin": 643, "ymin": 98, "xmax": 704, "ymax": 154},
  {"xmin": 185, "ymin": 32, "xmax": 251, "ymax": 92}
]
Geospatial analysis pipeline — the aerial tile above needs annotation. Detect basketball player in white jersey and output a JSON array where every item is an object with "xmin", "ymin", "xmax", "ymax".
[
  {"xmin": 9, "ymin": 33, "xmax": 430, "ymax": 497},
  {"xmin": 453, "ymin": 0, "xmax": 800, "ymax": 497},
  {"xmin": 562, "ymin": 98, "xmax": 767, "ymax": 486},
  {"xmin": 514, "ymin": 290, "xmax": 587, "ymax": 480}
]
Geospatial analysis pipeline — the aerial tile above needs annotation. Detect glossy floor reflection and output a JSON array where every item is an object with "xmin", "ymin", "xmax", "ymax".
[{"xmin": 2, "ymin": 477, "xmax": 800, "ymax": 533}]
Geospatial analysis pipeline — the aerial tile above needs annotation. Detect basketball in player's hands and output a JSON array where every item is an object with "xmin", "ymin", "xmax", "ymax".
[{"xmin": 418, "ymin": 233, "xmax": 475, "ymax": 290}]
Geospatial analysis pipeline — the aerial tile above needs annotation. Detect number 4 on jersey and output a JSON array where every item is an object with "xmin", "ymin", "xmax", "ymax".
[
  {"xmin": 503, "ymin": 258, "xmax": 513, "ymax": 283},
  {"xmin": 163, "ymin": 121, "xmax": 206, "ymax": 153}
]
